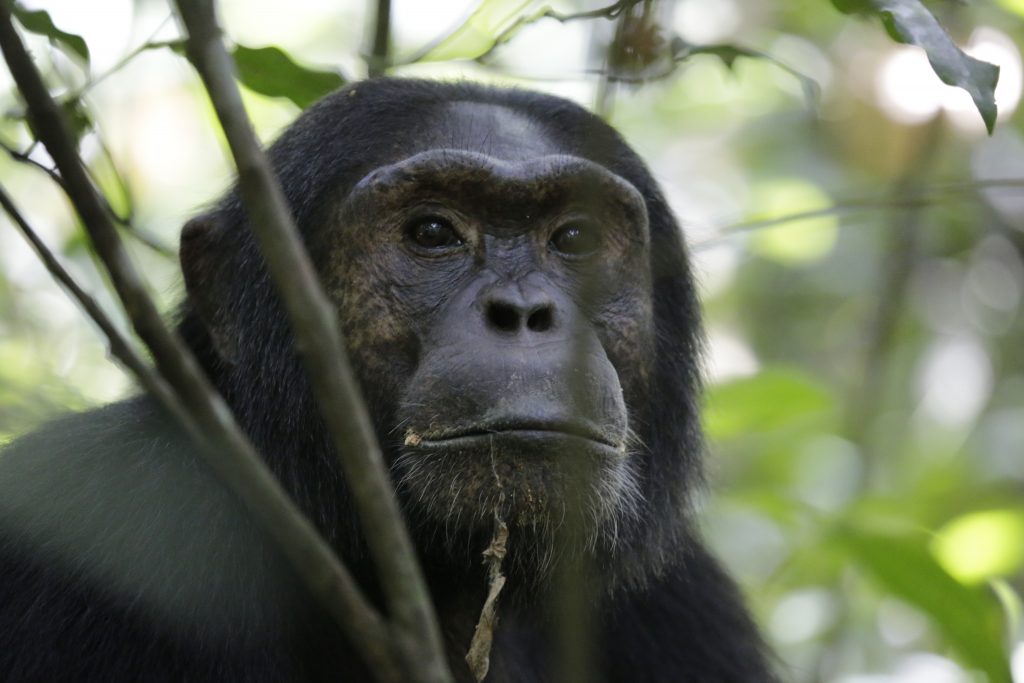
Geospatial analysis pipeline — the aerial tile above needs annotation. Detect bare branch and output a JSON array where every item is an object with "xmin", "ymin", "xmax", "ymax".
[
  {"xmin": 0, "ymin": 8, "xmax": 398, "ymax": 680},
  {"xmin": 402, "ymin": 0, "xmax": 640, "ymax": 67},
  {"xmin": 171, "ymin": 2, "xmax": 451, "ymax": 681},
  {"xmin": 692, "ymin": 177, "xmax": 1024, "ymax": 249},
  {"xmin": 473, "ymin": 1, "xmax": 640, "ymax": 65},
  {"xmin": 0, "ymin": 137, "xmax": 64, "ymax": 184}
]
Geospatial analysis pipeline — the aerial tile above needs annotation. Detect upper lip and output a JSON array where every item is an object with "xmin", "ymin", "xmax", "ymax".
[{"xmin": 417, "ymin": 419, "xmax": 619, "ymax": 449}]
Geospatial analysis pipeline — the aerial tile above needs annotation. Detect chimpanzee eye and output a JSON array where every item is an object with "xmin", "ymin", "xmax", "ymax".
[
  {"xmin": 405, "ymin": 216, "xmax": 463, "ymax": 250},
  {"xmin": 550, "ymin": 222, "xmax": 602, "ymax": 256}
]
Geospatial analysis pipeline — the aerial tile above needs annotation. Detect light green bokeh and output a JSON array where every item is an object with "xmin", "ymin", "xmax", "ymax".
[
  {"xmin": 932, "ymin": 509, "xmax": 1024, "ymax": 584},
  {"xmin": 746, "ymin": 178, "xmax": 837, "ymax": 265},
  {"xmin": 995, "ymin": 0, "xmax": 1024, "ymax": 18}
]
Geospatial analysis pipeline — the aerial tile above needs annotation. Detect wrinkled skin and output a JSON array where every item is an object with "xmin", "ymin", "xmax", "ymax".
[
  {"xmin": 0, "ymin": 80, "xmax": 778, "ymax": 682},
  {"xmin": 324, "ymin": 144, "xmax": 653, "ymax": 568}
]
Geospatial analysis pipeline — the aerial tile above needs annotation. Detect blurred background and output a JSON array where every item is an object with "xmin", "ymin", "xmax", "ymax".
[{"xmin": 1, "ymin": 1, "xmax": 1022, "ymax": 681}]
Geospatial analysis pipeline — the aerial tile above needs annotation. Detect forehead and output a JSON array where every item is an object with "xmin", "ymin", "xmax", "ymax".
[{"xmin": 424, "ymin": 101, "xmax": 564, "ymax": 161}]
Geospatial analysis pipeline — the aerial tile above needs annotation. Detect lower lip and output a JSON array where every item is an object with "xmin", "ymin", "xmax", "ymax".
[{"xmin": 415, "ymin": 429, "xmax": 624, "ymax": 458}]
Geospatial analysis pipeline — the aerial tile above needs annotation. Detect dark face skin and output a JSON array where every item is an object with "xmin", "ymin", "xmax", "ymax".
[{"xmin": 321, "ymin": 103, "xmax": 657, "ymax": 563}]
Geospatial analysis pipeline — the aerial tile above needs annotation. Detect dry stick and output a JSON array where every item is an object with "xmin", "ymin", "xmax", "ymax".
[
  {"xmin": 466, "ymin": 454, "xmax": 510, "ymax": 682},
  {"xmin": 466, "ymin": 519, "xmax": 509, "ymax": 683},
  {"xmin": 172, "ymin": 3, "xmax": 451, "ymax": 682},
  {"xmin": 0, "ymin": 10, "xmax": 400, "ymax": 682}
]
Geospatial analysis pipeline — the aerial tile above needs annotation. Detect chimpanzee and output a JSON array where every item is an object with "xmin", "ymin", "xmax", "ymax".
[{"xmin": 0, "ymin": 79, "xmax": 777, "ymax": 682}]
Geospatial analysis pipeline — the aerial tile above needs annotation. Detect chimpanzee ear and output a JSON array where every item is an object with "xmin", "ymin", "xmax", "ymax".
[{"xmin": 180, "ymin": 213, "xmax": 239, "ymax": 363}]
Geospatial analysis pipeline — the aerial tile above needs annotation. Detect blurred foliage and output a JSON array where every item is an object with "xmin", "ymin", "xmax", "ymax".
[
  {"xmin": 831, "ymin": 0, "xmax": 1000, "ymax": 131},
  {"xmin": 1, "ymin": 0, "xmax": 1022, "ymax": 681},
  {"xmin": 231, "ymin": 45, "xmax": 346, "ymax": 108},
  {"xmin": 11, "ymin": 4, "xmax": 89, "ymax": 64}
]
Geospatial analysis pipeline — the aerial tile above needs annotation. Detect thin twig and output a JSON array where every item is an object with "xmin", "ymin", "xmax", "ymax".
[
  {"xmin": 0, "ymin": 184, "xmax": 179, "ymax": 413},
  {"xmin": 465, "ymin": 455, "xmax": 509, "ymax": 681},
  {"xmin": 0, "ymin": 138, "xmax": 64, "ymax": 185},
  {"xmin": 692, "ymin": 178, "xmax": 1024, "ymax": 249},
  {"xmin": 60, "ymin": 14, "xmax": 178, "ymax": 104},
  {"xmin": 474, "ymin": 1, "xmax": 640, "ymax": 65},
  {"xmin": 172, "ymin": 2, "xmax": 451, "ymax": 682},
  {"xmin": 0, "ymin": 136, "xmax": 175, "ymax": 255},
  {"xmin": 402, "ymin": 0, "xmax": 639, "ymax": 66},
  {"xmin": 466, "ymin": 518, "xmax": 509, "ymax": 682},
  {"xmin": 0, "ymin": 8, "xmax": 397, "ymax": 680}
]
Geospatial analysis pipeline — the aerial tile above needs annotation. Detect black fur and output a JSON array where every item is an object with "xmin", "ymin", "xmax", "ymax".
[{"xmin": 0, "ymin": 79, "xmax": 777, "ymax": 682}]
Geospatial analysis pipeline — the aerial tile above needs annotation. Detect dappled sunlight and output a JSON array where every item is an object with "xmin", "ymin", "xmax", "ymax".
[
  {"xmin": 874, "ymin": 27, "xmax": 1022, "ymax": 133},
  {"xmin": 769, "ymin": 588, "xmax": 837, "ymax": 645},
  {"xmin": 913, "ymin": 335, "xmax": 993, "ymax": 428},
  {"xmin": 746, "ymin": 178, "xmax": 838, "ymax": 265}
]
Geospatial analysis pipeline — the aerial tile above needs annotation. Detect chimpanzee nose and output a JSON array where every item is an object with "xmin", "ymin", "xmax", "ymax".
[{"xmin": 481, "ymin": 282, "xmax": 556, "ymax": 335}]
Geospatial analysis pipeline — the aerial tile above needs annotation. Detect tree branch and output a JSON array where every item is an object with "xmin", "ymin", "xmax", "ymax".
[
  {"xmin": 171, "ymin": 2, "xmax": 451, "ymax": 681},
  {"xmin": 0, "ymin": 8, "xmax": 398, "ymax": 681},
  {"xmin": 691, "ymin": 178, "xmax": 1024, "ymax": 250},
  {"xmin": 473, "ymin": 0, "xmax": 640, "ymax": 65},
  {"xmin": 0, "ymin": 137, "xmax": 63, "ymax": 184}
]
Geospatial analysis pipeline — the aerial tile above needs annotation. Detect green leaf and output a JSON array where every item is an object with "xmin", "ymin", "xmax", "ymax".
[
  {"xmin": 830, "ymin": 0, "xmax": 999, "ymax": 133},
  {"xmin": 12, "ymin": 4, "xmax": 90, "ymax": 66},
  {"xmin": 60, "ymin": 98, "xmax": 93, "ymax": 139},
  {"xmin": 421, "ymin": 0, "xmax": 537, "ymax": 62},
  {"xmin": 839, "ymin": 528, "xmax": 1013, "ymax": 682},
  {"xmin": 230, "ymin": 45, "xmax": 345, "ymax": 110},
  {"xmin": 705, "ymin": 367, "xmax": 835, "ymax": 439},
  {"xmin": 991, "ymin": 580, "xmax": 1023, "ymax": 642},
  {"xmin": 21, "ymin": 97, "xmax": 92, "ymax": 147}
]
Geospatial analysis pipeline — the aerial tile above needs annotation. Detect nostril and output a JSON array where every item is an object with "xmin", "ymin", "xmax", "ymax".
[
  {"xmin": 487, "ymin": 302, "xmax": 520, "ymax": 333},
  {"xmin": 526, "ymin": 306, "xmax": 553, "ymax": 333}
]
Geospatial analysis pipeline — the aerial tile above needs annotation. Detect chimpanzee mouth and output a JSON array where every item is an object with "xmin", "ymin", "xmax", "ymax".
[
  {"xmin": 405, "ymin": 419, "xmax": 625, "ymax": 456},
  {"xmin": 392, "ymin": 416, "xmax": 641, "ymax": 539}
]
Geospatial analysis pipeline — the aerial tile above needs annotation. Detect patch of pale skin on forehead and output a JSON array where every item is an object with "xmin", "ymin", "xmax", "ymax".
[{"xmin": 432, "ymin": 101, "xmax": 563, "ymax": 161}]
